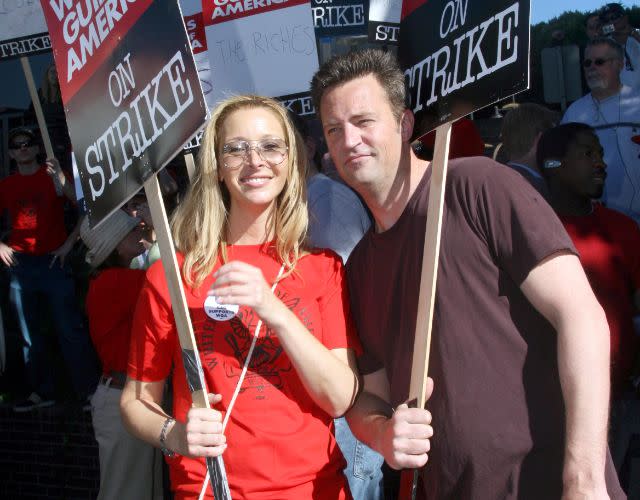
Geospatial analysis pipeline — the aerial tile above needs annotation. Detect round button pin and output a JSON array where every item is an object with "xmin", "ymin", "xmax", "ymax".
[{"xmin": 204, "ymin": 295, "xmax": 239, "ymax": 321}]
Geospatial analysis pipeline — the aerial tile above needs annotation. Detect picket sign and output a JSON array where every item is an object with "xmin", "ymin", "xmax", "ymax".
[
  {"xmin": 19, "ymin": 56, "xmax": 62, "ymax": 195},
  {"xmin": 143, "ymin": 175, "xmax": 231, "ymax": 500},
  {"xmin": 184, "ymin": 153, "xmax": 197, "ymax": 181},
  {"xmin": 401, "ymin": 122, "xmax": 452, "ymax": 500}
]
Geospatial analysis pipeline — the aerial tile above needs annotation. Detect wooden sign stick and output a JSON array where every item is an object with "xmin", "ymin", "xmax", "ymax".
[
  {"xmin": 184, "ymin": 152, "xmax": 197, "ymax": 181},
  {"xmin": 19, "ymin": 57, "xmax": 62, "ymax": 195},
  {"xmin": 144, "ymin": 175, "xmax": 231, "ymax": 500},
  {"xmin": 405, "ymin": 122, "xmax": 452, "ymax": 499}
]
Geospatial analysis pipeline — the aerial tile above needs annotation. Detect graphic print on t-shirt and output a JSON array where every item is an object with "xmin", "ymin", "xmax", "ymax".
[
  {"xmin": 16, "ymin": 194, "xmax": 44, "ymax": 226},
  {"xmin": 194, "ymin": 288, "xmax": 314, "ymax": 400}
]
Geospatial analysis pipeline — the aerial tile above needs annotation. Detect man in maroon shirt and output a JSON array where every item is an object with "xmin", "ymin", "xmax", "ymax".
[
  {"xmin": 0, "ymin": 127, "xmax": 97, "ymax": 411},
  {"xmin": 311, "ymin": 49, "xmax": 624, "ymax": 498}
]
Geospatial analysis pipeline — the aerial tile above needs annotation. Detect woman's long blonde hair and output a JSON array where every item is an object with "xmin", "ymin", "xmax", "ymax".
[{"xmin": 171, "ymin": 95, "xmax": 309, "ymax": 288}]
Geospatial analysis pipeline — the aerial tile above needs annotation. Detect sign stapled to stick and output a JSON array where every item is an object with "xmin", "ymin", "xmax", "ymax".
[
  {"xmin": 41, "ymin": 1, "xmax": 233, "ymax": 497},
  {"xmin": 0, "ymin": 1, "xmax": 50, "ymax": 59},
  {"xmin": 40, "ymin": 0, "xmax": 208, "ymax": 228},
  {"xmin": 400, "ymin": 0, "xmax": 530, "ymax": 138},
  {"xmin": 396, "ymin": 2, "xmax": 530, "ymax": 497},
  {"xmin": 201, "ymin": 0, "xmax": 319, "ymax": 108}
]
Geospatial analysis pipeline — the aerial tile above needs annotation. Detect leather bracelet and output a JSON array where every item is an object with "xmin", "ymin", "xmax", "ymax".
[{"xmin": 159, "ymin": 417, "xmax": 176, "ymax": 457}]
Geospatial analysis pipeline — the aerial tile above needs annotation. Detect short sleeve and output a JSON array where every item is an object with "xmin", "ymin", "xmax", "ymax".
[
  {"xmin": 315, "ymin": 251, "xmax": 362, "ymax": 355},
  {"xmin": 473, "ymin": 162, "xmax": 576, "ymax": 285},
  {"xmin": 127, "ymin": 263, "xmax": 178, "ymax": 381}
]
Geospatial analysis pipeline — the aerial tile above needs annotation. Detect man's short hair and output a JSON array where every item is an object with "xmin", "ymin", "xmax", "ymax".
[
  {"xmin": 500, "ymin": 103, "xmax": 559, "ymax": 160},
  {"xmin": 584, "ymin": 12, "xmax": 600, "ymax": 27},
  {"xmin": 8, "ymin": 127, "xmax": 38, "ymax": 144},
  {"xmin": 586, "ymin": 36, "xmax": 625, "ymax": 60},
  {"xmin": 536, "ymin": 122, "xmax": 595, "ymax": 173},
  {"xmin": 310, "ymin": 49, "xmax": 407, "ymax": 121}
]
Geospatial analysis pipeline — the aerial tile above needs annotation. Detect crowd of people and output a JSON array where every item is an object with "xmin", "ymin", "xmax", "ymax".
[{"xmin": 0, "ymin": 1, "xmax": 639, "ymax": 499}]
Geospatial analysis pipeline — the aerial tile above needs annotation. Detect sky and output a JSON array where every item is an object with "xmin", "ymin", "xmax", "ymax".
[{"xmin": 531, "ymin": 0, "xmax": 629, "ymax": 24}]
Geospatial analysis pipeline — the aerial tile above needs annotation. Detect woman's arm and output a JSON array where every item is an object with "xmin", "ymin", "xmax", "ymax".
[
  {"xmin": 211, "ymin": 260, "xmax": 360, "ymax": 417},
  {"xmin": 120, "ymin": 378, "xmax": 227, "ymax": 457}
]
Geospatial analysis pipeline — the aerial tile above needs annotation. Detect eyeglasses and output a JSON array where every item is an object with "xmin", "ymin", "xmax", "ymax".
[
  {"xmin": 582, "ymin": 57, "xmax": 616, "ymax": 68},
  {"xmin": 222, "ymin": 139, "xmax": 288, "ymax": 169},
  {"xmin": 9, "ymin": 139, "xmax": 36, "ymax": 150}
]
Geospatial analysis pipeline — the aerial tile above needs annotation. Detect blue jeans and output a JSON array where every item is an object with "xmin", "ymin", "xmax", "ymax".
[
  {"xmin": 335, "ymin": 417, "xmax": 385, "ymax": 500},
  {"xmin": 8, "ymin": 253, "xmax": 98, "ymax": 399}
]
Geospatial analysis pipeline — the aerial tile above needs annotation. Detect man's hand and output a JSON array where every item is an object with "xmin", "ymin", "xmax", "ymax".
[
  {"xmin": 45, "ymin": 157, "xmax": 65, "ymax": 187},
  {"xmin": 49, "ymin": 239, "xmax": 74, "ymax": 268},
  {"xmin": 375, "ymin": 377, "xmax": 434, "ymax": 470},
  {"xmin": 0, "ymin": 242, "xmax": 16, "ymax": 267}
]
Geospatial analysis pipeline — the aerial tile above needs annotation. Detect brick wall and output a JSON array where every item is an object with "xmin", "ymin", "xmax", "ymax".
[{"xmin": 0, "ymin": 404, "xmax": 100, "ymax": 499}]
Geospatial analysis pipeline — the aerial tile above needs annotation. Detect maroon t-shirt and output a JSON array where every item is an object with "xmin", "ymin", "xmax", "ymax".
[{"xmin": 347, "ymin": 157, "xmax": 624, "ymax": 499}]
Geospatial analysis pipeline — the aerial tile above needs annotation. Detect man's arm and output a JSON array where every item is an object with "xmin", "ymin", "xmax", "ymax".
[
  {"xmin": 346, "ymin": 367, "xmax": 434, "ymax": 470},
  {"xmin": 520, "ymin": 252, "xmax": 610, "ymax": 499},
  {"xmin": 50, "ymin": 214, "xmax": 83, "ymax": 268}
]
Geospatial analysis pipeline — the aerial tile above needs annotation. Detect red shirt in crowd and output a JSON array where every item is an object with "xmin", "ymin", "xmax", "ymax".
[
  {"xmin": 0, "ymin": 166, "xmax": 67, "ymax": 254},
  {"xmin": 418, "ymin": 118, "xmax": 485, "ymax": 159},
  {"xmin": 128, "ymin": 244, "xmax": 360, "ymax": 499},
  {"xmin": 86, "ymin": 268, "xmax": 146, "ymax": 375},
  {"xmin": 560, "ymin": 203, "xmax": 640, "ymax": 397}
]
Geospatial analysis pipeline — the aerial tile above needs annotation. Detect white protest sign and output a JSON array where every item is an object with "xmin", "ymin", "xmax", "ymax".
[
  {"xmin": 0, "ymin": 0, "xmax": 50, "ymax": 59},
  {"xmin": 203, "ymin": 0, "xmax": 318, "ymax": 107}
]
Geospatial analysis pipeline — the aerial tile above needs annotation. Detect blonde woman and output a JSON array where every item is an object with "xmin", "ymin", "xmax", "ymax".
[{"xmin": 121, "ymin": 95, "xmax": 361, "ymax": 499}]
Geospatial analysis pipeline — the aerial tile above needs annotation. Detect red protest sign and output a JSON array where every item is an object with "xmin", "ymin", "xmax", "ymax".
[{"xmin": 41, "ymin": 0, "xmax": 153, "ymax": 103}]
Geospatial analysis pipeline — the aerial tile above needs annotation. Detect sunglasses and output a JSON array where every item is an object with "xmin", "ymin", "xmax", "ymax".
[
  {"xmin": 9, "ymin": 139, "xmax": 36, "ymax": 150},
  {"xmin": 582, "ymin": 57, "xmax": 615, "ymax": 68}
]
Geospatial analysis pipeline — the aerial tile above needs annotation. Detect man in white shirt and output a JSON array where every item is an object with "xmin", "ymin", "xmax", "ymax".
[
  {"xmin": 598, "ymin": 2, "xmax": 640, "ymax": 88},
  {"xmin": 562, "ymin": 37, "xmax": 640, "ymax": 224}
]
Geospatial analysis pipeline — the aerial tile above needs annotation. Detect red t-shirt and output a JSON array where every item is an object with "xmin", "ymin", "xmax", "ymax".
[
  {"xmin": 86, "ymin": 268, "xmax": 146, "ymax": 375},
  {"xmin": 128, "ymin": 243, "xmax": 360, "ymax": 499},
  {"xmin": 418, "ymin": 118, "xmax": 485, "ymax": 159},
  {"xmin": 560, "ymin": 204, "xmax": 640, "ymax": 397},
  {"xmin": 0, "ymin": 166, "xmax": 67, "ymax": 254}
]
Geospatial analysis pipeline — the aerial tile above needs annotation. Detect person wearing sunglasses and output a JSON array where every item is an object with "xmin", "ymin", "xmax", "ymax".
[
  {"xmin": 598, "ymin": 2, "xmax": 640, "ymax": 89},
  {"xmin": 562, "ymin": 37, "xmax": 640, "ymax": 225},
  {"xmin": 0, "ymin": 127, "xmax": 98, "ymax": 412},
  {"xmin": 121, "ymin": 95, "xmax": 362, "ymax": 499}
]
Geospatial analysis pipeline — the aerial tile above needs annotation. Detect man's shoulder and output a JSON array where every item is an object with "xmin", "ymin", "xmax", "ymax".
[
  {"xmin": 308, "ymin": 173, "xmax": 364, "ymax": 207},
  {"xmin": 562, "ymin": 94, "xmax": 593, "ymax": 124},
  {"xmin": 595, "ymin": 203, "xmax": 640, "ymax": 230},
  {"xmin": 446, "ymin": 155, "xmax": 527, "ymax": 188}
]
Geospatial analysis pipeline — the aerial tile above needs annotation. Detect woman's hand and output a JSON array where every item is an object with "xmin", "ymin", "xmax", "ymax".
[
  {"xmin": 210, "ymin": 261, "xmax": 282, "ymax": 325},
  {"xmin": 172, "ymin": 393, "xmax": 227, "ymax": 458}
]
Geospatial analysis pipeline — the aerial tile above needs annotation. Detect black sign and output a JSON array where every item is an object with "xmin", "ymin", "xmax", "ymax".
[
  {"xmin": 312, "ymin": 0, "xmax": 369, "ymax": 37},
  {"xmin": 400, "ymin": 0, "xmax": 530, "ymax": 137},
  {"xmin": 42, "ymin": 1, "xmax": 208, "ymax": 227},
  {"xmin": 0, "ymin": 32, "xmax": 51, "ymax": 60}
]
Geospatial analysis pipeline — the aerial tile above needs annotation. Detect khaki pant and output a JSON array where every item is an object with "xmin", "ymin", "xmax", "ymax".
[{"xmin": 91, "ymin": 382, "xmax": 164, "ymax": 500}]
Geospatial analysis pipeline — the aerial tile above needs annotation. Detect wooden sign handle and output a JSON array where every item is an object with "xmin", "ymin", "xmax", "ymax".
[
  {"xmin": 399, "ymin": 122, "xmax": 452, "ymax": 500},
  {"xmin": 20, "ymin": 57, "xmax": 62, "ymax": 195},
  {"xmin": 143, "ymin": 175, "xmax": 231, "ymax": 499},
  {"xmin": 184, "ymin": 152, "xmax": 197, "ymax": 181}
]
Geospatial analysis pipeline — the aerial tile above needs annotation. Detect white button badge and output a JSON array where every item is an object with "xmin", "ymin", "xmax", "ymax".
[{"xmin": 204, "ymin": 295, "xmax": 239, "ymax": 321}]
